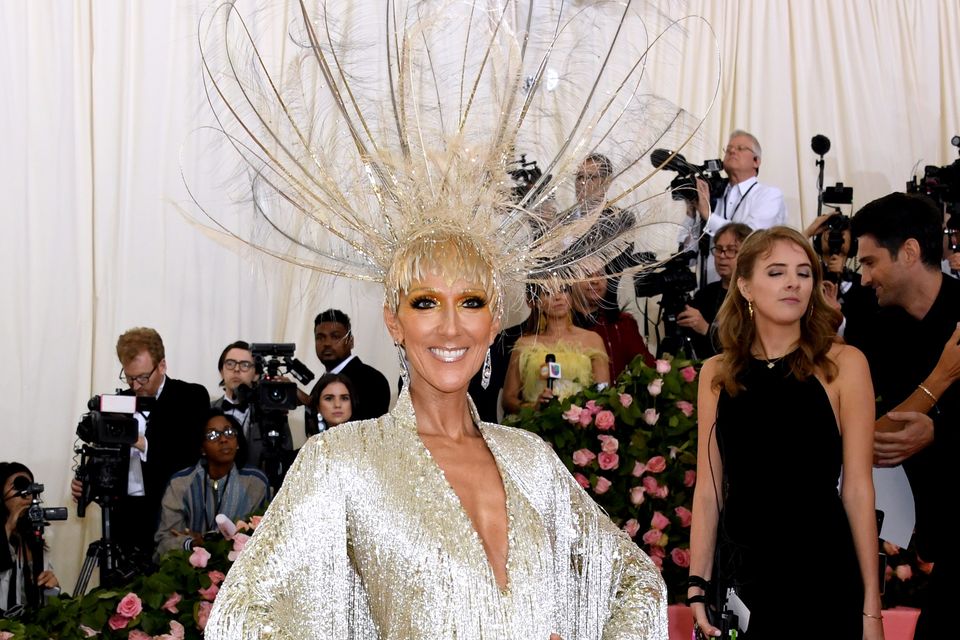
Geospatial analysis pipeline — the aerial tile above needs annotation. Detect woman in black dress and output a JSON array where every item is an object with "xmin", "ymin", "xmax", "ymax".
[{"xmin": 688, "ymin": 227, "xmax": 883, "ymax": 639}]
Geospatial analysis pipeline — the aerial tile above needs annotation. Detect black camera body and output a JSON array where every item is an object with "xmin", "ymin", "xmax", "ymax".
[
  {"xmin": 907, "ymin": 135, "xmax": 960, "ymax": 215},
  {"xmin": 634, "ymin": 250, "xmax": 699, "ymax": 358},
  {"xmin": 243, "ymin": 342, "xmax": 314, "ymax": 412},
  {"xmin": 508, "ymin": 154, "xmax": 552, "ymax": 204},
  {"xmin": 651, "ymin": 149, "xmax": 727, "ymax": 204}
]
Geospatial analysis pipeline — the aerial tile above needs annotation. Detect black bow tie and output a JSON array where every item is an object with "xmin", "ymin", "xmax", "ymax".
[{"xmin": 222, "ymin": 398, "xmax": 248, "ymax": 412}]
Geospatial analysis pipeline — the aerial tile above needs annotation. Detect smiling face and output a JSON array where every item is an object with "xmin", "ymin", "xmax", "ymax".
[
  {"xmin": 317, "ymin": 381, "xmax": 353, "ymax": 427},
  {"xmin": 738, "ymin": 239, "xmax": 814, "ymax": 326},
  {"xmin": 384, "ymin": 273, "xmax": 499, "ymax": 396},
  {"xmin": 857, "ymin": 234, "xmax": 909, "ymax": 307}
]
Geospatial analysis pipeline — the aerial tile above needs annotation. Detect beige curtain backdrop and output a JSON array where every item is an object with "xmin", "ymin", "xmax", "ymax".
[{"xmin": 1, "ymin": 0, "xmax": 957, "ymax": 591}]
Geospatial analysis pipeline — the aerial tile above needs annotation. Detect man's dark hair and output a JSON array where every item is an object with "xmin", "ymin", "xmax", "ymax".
[
  {"xmin": 217, "ymin": 340, "xmax": 251, "ymax": 371},
  {"xmin": 851, "ymin": 192, "xmax": 943, "ymax": 268},
  {"xmin": 585, "ymin": 152, "xmax": 613, "ymax": 179},
  {"xmin": 715, "ymin": 222, "xmax": 753, "ymax": 244},
  {"xmin": 314, "ymin": 309, "xmax": 351, "ymax": 331}
]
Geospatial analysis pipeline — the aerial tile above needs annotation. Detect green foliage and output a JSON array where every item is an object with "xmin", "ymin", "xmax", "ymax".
[{"xmin": 505, "ymin": 354, "xmax": 700, "ymax": 602}]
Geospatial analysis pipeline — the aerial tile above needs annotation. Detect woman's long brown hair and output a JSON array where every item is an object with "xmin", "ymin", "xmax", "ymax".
[{"xmin": 714, "ymin": 226, "xmax": 841, "ymax": 395}]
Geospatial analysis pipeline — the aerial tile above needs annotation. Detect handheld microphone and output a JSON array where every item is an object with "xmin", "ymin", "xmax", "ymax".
[{"xmin": 545, "ymin": 354, "xmax": 561, "ymax": 390}]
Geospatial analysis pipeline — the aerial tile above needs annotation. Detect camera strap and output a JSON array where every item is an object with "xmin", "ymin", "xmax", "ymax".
[{"xmin": 721, "ymin": 182, "xmax": 758, "ymax": 220}]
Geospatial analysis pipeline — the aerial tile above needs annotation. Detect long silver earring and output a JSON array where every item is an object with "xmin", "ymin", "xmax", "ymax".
[
  {"xmin": 396, "ymin": 343, "xmax": 410, "ymax": 390},
  {"xmin": 481, "ymin": 348, "xmax": 492, "ymax": 389}
]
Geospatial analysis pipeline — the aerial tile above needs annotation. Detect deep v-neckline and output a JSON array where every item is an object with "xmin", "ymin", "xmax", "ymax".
[{"xmin": 417, "ymin": 422, "xmax": 513, "ymax": 595}]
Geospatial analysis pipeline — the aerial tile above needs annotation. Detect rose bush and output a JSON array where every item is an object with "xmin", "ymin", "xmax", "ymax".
[
  {"xmin": 506, "ymin": 354, "xmax": 699, "ymax": 601},
  {"xmin": 0, "ymin": 516, "xmax": 262, "ymax": 639}
]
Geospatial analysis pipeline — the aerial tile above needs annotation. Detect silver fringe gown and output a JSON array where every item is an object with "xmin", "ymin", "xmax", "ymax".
[{"xmin": 206, "ymin": 391, "xmax": 667, "ymax": 639}]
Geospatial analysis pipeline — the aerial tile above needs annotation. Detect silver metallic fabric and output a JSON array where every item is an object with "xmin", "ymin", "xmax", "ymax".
[{"xmin": 207, "ymin": 390, "xmax": 667, "ymax": 639}]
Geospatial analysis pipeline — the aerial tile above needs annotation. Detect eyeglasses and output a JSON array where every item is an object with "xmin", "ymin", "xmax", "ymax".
[
  {"xmin": 724, "ymin": 144, "xmax": 754, "ymax": 154},
  {"xmin": 710, "ymin": 245, "xmax": 740, "ymax": 258},
  {"xmin": 575, "ymin": 172, "xmax": 603, "ymax": 183},
  {"xmin": 119, "ymin": 364, "xmax": 158, "ymax": 387},
  {"xmin": 205, "ymin": 428, "xmax": 238, "ymax": 442},
  {"xmin": 223, "ymin": 359, "xmax": 255, "ymax": 372}
]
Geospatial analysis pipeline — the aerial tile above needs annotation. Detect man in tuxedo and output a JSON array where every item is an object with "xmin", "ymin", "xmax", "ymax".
[
  {"xmin": 303, "ymin": 309, "xmax": 391, "ymax": 435},
  {"xmin": 210, "ymin": 340, "xmax": 292, "ymax": 474},
  {"xmin": 72, "ymin": 328, "xmax": 209, "ymax": 561}
]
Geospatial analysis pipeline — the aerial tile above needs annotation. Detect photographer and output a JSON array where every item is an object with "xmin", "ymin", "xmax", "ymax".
[
  {"xmin": 71, "ymin": 328, "xmax": 209, "ymax": 558},
  {"xmin": 211, "ymin": 341, "xmax": 292, "ymax": 472},
  {"xmin": 677, "ymin": 222, "xmax": 751, "ymax": 358},
  {"xmin": 1, "ymin": 463, "xmax": 58, "ymax": 615},
  {"xmin": 804, "ymin": 211, "xmax": 877, "ymax": 333},
  {"xmin": 691, "ymin": 131, "xmax": 786, "ymax": 281}
]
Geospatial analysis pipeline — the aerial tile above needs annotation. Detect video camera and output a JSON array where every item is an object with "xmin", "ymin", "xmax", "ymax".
[
  {"xmin": 814, "ymin": 183, "xmax": 855, "ymax": 259},
  {"xmin": 11, "ymin": 476, "xmax": 68, "ymax": 529},
  {"xmin": 507, "ymin": 154, "xmax": 552, "ymax": 204},
  {"xmin": 74, "ymin": 394, "xmax": 147, "ymax": 516},
  {"xmin": 907, "ymin": 135, "xmax": 960, "ymax": 215},
  {"xmin": 634, "ymin": 250, "xmax": 699, "ymax": 358},
  {"xmin": 651, "ymin": 149, "xmax": 727, "ymax": 203},
  {"xmin": 9, "ymin": 476, "xmax": 66, "ymax": 608}
]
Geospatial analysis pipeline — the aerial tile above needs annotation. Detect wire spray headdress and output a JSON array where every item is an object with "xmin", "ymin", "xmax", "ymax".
[{"xmin": 189, "ymin": 0, "xmax": 720, "ymax": 311}]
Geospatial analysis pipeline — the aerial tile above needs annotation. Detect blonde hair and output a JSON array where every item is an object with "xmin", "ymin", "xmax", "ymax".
[
  {"xmin": 714, "ymin": 226, "xmax": 840, "ymax": 395},
  {"xmin": 385, "ymin": 231, "xmax": 500, "ymax": 318}
]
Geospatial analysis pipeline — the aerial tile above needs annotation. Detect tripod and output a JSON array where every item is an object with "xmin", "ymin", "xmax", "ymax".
[{"xmin": 74, "ymin": 501, "xmax": 131, "ymax": 595}]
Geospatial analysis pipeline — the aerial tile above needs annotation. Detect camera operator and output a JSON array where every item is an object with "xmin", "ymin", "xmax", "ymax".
[
  {"xmin": 676, "ymin": 222, "xmax": 751, "ymax": 358},
  {"xmin": 1, "ymin": 462, "xmax": 59, "ymax": 615},
  {"xmin": 804, "ymin": 210, "xmax": 877, "ymax": 334},
  {"xmin": 71, "ymin": 328, "xmax": 209, "ymax": 558},
  {"xmin": 691, "ymin": 130, "xmax": 787, "ymax": 281},
  {"xmin": 211, "ymin": 341, "xmax": 292, "ymax": 472},
  {"xmin": 846, "ymin": 193, "xmax": 960, "ymax": 639}
]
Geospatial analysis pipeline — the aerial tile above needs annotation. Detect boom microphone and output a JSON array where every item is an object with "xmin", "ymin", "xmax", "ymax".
[{"xmin": 811, "ymin": 134, "xmax": 831, "ymax": 156}]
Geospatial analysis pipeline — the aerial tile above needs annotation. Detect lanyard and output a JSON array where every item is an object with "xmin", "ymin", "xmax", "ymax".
[
  {"xmin": 722, "ymin": 181, "xmax": 758, "ymax": 220},
  {"xmin": 201, "ymin": 468, "xmax": 231, "ymax": 532}
]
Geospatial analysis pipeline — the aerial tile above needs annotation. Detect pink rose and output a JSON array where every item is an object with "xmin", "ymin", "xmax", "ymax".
[
  {"xmin": 618, "ymin": 393, "xmax": 633, "ymax": 408},
  {"xmin": 629, "ymin": 486, "xmax": 646, "ymax": 505},
  {"xmin": 650, "ymin": 554, "xmax": 663, "ymax": 570},
  {"xmin": 79, "ymin": 625, "xmax": 98, "ymax": 638},
  {"xmin": 127, "ymin": 631, "xmax": 151, "ymax": 640},
  {"xmin": 196, "ymin": 601, "xmax": 213, "ymax": 630},
  {"xmin": 649, "ymin": 545, "xmax": 666, "ymax": 559},
  {"xmin": 189, "ymin": 546, "xmax": 211, "ymax": 568},
  {"xmin": 227, "ymin": 532, "xmax": 251, "ymax": 562},
  {"xmin": 0, "ymin": 633, "xmax": 13, "ymax": 640},
  {"xmin": 642, "ymin": 529, "xmax": 664, "ymax": 546},
  {"xmin": 208, "ymin": 570, "xmax": 227, "ymax": 586},
  {"xmin": 562, "ymin": 404, "xmax": 584, "ymax": 423},
  {"xmin": 250, "ymin": 515, "xmax": 263, "ymax": 528},
  {"xmin": 645, "ymin": 455, "xmax": 667, "ymax": 473},
  {"xmin": 594, "ymin": 410, "xmax": 616, "ymax": 431},
  {"xmin": 584, "ymin": 400, "xmax": 601, "ymax": 415},
  {"xmin": 572, "ymin": 448, "xmax": 597, "ymax": 467},
  {"xmin": 573, "ymin": 472, "xmax": 591, "ymax": 489},
  {"xmin": 647, "ymin": 379, "xmax": 663, "ymax": 396},
  {"xmin": 643, "ymin": 408, "xmax": 660, "ymax": 425},
  {"xmin": 162, "ymin": 591, "xmax": 182, "ymax": 614},
  {"xmin": 594, "ymin": 476, "xmax": 612, "ymax": 494},
  {"xmin": 597, "ymin": 435, "xmax": 619, "ymax": 453},
  {"xmin": 578, "ymin": 411, "xmax": 593, "ymax": 427},
  {"xmin": 641, "ymin": 476, "xmax": 660, "ymax": 494},
  {"xmin": 631, "ymin": 461, "xmax": 646, "ymax": 477},
  {"xmin": 651, "ymin": 511, "xmax": 670, "ymax": 530},
  {"xmin": 684, "ymin": 469, "xmax": 697, "ymax": 487},
  {"xmin": 655, "ymin": 484, "xmax": 669, "ymax": 499},
  {"xmin": 675, "ymin": 506, "xmax": 693, "ymax": 527},
  {"xmin": 680, "ymin": 365, "xmax": 697, "ymax": 382},
  {"xmin": 655, "ymin": 359, "xmax": 671, "ymax": 374},
  {"xmin": 107, "ymin": 614, "xmax": 130, "ymax": 631},
  {"xmin": 597, "ymin": 451, "xmax": 619, "ymax": 470},
  {"xmin": 168, "ymin": 620, "xmax": 186, "ymax": 640},
  {"xmin": 895, "ymin": 564, "xmax": 913, "ymax": 581},
  {"xmin": 623, "ymin": 519, "xmax": 640, "ymax": 537},
  {"xmin": 198, "ymin": 582, "xmax": 220, "ymax": 601},
  {"xmin": 116, "ymin": 592, "xmax": 143, "ymax": 619},
  {"xmin": 675, "ymin": 400, "xmax": 694, "ymax": 417},
  {"xmin": 670, "ymin": 547, "xmax": 691, "ymax": 568},
  {"xmin": 235, "ymin": 519, "xmax": 251, "ymax": 532}
]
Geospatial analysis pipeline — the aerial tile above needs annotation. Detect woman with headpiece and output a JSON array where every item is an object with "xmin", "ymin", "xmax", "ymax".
[
  {"xmin": 502, "ymin": 285, "xmax": 610, "ymax": 414},
  {"xmin": 195, "ymin": 0, "xmax": 719, "ymax": 637},
  {"xmin": 687, "ymin": 227, "xmax": 883, "ymax": 639}
]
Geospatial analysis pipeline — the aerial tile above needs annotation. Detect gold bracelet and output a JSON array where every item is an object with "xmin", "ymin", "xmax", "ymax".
[
  {"xmin": 862, "ymin": 611, "xmax": 883, "ymax": 620},
  {"xmin": 918, "ymin": 383, "xmax": 938, "ymax": 404}
]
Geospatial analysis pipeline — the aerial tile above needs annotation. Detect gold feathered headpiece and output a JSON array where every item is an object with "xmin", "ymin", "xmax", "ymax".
[{"xmin": 191, "ymin": 0, "xmax": 719, "ymax": 308}]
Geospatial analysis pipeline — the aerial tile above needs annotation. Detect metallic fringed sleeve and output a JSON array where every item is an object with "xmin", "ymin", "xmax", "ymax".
[{"xmin": 206, "ymin": 391, "xmax": 667, "ymax": 639}]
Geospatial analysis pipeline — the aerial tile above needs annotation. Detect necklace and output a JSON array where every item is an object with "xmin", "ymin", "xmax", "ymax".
[{"xmin": 755, "ymin": 340, "xmax": 793, "ymax": 369}]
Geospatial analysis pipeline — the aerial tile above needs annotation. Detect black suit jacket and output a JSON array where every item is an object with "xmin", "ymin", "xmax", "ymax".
[
  {"xmin": 305, "ymin": 356, "xmax": 391, "ymax": 434},
  {"xmin": 142, "ymin": 377, "xmax": 211, "ymax": 521}
]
